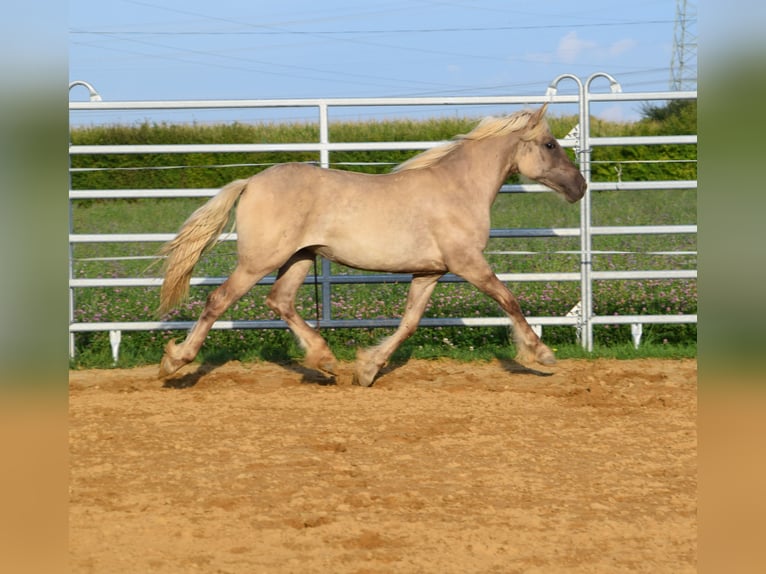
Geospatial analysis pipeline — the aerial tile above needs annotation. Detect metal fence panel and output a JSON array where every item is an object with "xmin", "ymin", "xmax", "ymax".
[{"xmin": 69, "ymin": 79, "xmax": 697, "ymax": 358}]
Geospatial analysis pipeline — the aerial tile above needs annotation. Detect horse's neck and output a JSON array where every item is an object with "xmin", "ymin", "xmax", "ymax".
[{"xmin": 449, "ymin": 134, "xmax": 519, "ymax": 203}]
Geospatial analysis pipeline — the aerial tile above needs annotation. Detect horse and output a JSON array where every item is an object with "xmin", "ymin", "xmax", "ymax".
[{"xmin": 157, "ymin": 104, "xmax": 586, "ymax": 386}]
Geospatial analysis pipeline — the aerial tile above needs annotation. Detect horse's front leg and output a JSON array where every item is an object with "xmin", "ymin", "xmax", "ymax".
[
  {"xmin": 451, "ymin": 257, "xmax": 555, "ymax": 366},
  {"xmin": 353, "ymin": 273, "xmax": 442, "ymax": 387}
]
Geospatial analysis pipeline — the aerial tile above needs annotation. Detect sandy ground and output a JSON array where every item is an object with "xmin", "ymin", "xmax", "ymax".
[{"xmin": 69, "ymin": 357, "xmax": 697, "ymax": 573}]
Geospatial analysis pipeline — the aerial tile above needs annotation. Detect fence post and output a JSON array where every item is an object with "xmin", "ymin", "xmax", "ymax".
[
  {"xmin": 582, "ymin": 73, "xmax": 622, "ymax": 352},
  {"xmin": 109, "ymin": 330, "xmax": 122, "ymax": 364},
  {"xmin": 68, "ymin": 144, "xmax": 76, "ymax": 358},
  {"xmin": 318, "ymin": 102, "xmax": 329, "ymax": 169},
  {"xmin": 317, "ymin": 102, "xmax": 333, "ymax": 325},
  {"xmin": 546, "ymin": 74, "xmax": 587, "ymax": 349},
  {"xmin": 68, "ymin": 81, "xmax": 102, "ymax": 359},
  {"xmin": 630, "ymin": 323, "xmax": 643, "ymax": 349},
  {"xmin": 547, "ymin": 73, "xmax": 621, "ymax": 352}
]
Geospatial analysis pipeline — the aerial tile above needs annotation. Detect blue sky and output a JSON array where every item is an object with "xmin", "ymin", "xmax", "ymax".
[{"xmin": 69, "ymin": 0, "xmax": 694, "ymax": 123}]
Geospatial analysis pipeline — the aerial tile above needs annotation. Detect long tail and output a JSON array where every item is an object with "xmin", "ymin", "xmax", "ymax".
[{"xmin": 158, "ymin": 179, "xmax": 250, "ymax": 316}]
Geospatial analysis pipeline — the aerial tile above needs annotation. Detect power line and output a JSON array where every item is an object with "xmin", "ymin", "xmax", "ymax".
[
  {"xmin": 71, "ymin": 19, "xmax": 680, "ymax": 36},
  {"xmin": 70, "ymin": 2, "xmax": 679, "ymax": 103}
]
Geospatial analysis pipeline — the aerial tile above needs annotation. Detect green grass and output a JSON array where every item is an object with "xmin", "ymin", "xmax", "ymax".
[{"xmin": 68, "ymin": 329, "xmax": 696, "ymax": 372}]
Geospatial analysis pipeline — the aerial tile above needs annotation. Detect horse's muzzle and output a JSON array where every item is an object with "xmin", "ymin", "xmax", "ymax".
[{"xmin": 567, "ymin": 177, "xmax": 587, "ymax": 203}]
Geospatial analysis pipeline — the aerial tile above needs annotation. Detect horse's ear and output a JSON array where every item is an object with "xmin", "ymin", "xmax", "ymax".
[{"xmin": 531, "ymin": 103, "xmax": 548, "ymax": 125}]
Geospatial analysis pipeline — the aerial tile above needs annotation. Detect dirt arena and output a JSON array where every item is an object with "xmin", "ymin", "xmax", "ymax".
[{"xmin": 69, "ymin": 357, "xmax": 697, "ymax": 573}]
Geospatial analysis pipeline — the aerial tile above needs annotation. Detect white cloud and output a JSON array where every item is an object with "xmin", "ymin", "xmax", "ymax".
[
  {"xmin": 557, "ymin": 31, "xmax": 597, "ymax": 64},
  {"xmin": 525, "ymin": 32, "xmax": 637, "ymax": 67}
]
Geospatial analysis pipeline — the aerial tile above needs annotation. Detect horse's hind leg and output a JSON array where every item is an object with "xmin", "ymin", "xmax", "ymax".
[
  {"xmin": 266, "ymin": 252, "xmax": 338, "ymax": 375},
  {"xmin": 159, "ymin": 264, "xmax": 265, "ymax": 378},
  {"xmin": 353, "ymin": 273, "xmax": 442, "ymax": 387}
]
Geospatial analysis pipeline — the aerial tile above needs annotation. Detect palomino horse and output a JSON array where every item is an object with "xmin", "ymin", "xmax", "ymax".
[{"xmin": 158, "ymin": 104, "xmax": 586, "ymax": 386}]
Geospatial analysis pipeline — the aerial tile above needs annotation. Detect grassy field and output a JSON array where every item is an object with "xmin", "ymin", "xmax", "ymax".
[{"xmin": 69, "ymin": 114, "xmax": 697, "ymax": 368}]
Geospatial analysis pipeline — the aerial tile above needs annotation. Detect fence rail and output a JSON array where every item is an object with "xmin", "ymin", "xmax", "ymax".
[{"xmin": 69, "ymin": 76, "xmax": 697, "ymax": 359}]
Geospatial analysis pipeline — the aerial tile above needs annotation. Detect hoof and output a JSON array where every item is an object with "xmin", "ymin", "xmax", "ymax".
[
  {"xmin": 319, "ymin": 361, "xmax": 338, "ymax": 376},
  {"xmin": 352, "ymin": 349, "xmax": 382, "ymax": 387},
  {"xmin": 304, "ymin": 352, "xmax": 338, "ymax": 377},
  {"xmin": 351, "ymin": 370, "xmax": 375, "ymax": 387},
  {"xmin": 352, "ymin": 359, "xmax": 380, "ymax": 387},
  {"xmin": 515, "ymin": 343, "xmax": 556, "ymax": 367},
  {"xmin": 158, "ymin": 340, "xmax": 188, "ymax": 379},
  {"xmin": 536, "ymin": 345, "xmax": 557, "ymax": 366},
  {"xmin": 158, "ymin": 356, "xmax": 184, "ymax": 379},
  {"xmin": 537, "ymin": 353, "xmax": 557, "ymax": 366}
]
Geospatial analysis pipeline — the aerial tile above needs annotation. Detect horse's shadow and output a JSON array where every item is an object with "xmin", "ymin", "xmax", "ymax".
[
  {"xmin": 162, "ymin": 351, "xmax": 551, "ymax": 390},
  {"xmin": 282, "ymin": 362, "xmax": 337, "ymax": 386},
  {"xmin": 161, "ymin": 363, "xmax": 217, "ymax": 389},
  {"xmin": 496, "ymin": 356, "xmax": 554, "ymax": 377},
  {"xmin": 161, "ymin": 359, "xmax": 337, "ymax": 389}
]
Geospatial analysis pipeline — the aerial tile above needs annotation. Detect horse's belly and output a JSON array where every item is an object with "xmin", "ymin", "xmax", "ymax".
[{"xmin": 314, "ymin": 241, "xmax": 446, "ymax": 274}]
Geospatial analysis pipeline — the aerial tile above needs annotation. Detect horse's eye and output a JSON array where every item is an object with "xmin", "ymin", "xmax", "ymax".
[{"xmin": 545, "ymin": 141, "xmax": 556, "ymax": 150}]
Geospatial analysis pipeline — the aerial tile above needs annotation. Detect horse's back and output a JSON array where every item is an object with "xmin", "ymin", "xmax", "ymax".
[{"xmin": 246, "ymin": 161, "xmax": 420, "ymax": 204}]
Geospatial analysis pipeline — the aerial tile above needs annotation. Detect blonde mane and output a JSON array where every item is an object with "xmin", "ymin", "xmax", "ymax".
[{"xmin": 393, "ymin": 108, "xmax": 549, "ymax": 173}]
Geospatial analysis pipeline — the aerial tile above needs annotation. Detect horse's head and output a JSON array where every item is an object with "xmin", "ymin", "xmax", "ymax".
[{"xmin": 515, "ymin": 105, "xmax": 586, "ymax": 203}]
